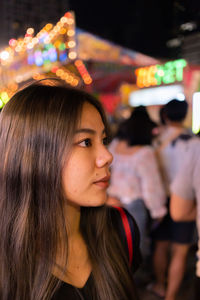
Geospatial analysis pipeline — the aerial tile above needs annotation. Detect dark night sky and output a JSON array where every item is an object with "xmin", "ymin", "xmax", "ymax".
[{"xmin": 69, "ymin": 0, "xmax": 200, "ymax": 59}]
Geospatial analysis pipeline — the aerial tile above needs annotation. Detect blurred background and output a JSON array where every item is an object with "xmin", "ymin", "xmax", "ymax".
[
  {"xmin": 0, "ymin": 2, "xmax": 200, "ymax": 299},
  {"xmin": 0, "ymin": 0, "xmax": 200, "ymax": 131}
]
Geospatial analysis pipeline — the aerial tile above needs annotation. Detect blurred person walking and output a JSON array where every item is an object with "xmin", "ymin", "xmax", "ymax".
[
  {"xmin": 150, "ymin": 99, "xmax": 197, "ymax": 300},
  {"xmin": 170, "ymin": 139, "xmax": 200, "ymax": 300},
  {"xmin": 107, "ymin": 106, "xmax": 167, "ymax": 260}
]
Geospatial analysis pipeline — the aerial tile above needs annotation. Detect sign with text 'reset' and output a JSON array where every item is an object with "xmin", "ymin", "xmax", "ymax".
[{"xmin": 135, "ymin": 59, "xmax": 187, "ymax": 88}]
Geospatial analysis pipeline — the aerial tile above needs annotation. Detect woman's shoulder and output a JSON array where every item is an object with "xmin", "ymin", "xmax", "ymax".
[
  {"xmin": 106, "ymin": 206, "xmax": 142, "ymax": 272},
  {"xmin": 107, "ymin": 205, "xmax": 138, "ymax": 227},
  {"xmin": 108, "ymin": 206, "xmax": 140, "ymax": 247}
]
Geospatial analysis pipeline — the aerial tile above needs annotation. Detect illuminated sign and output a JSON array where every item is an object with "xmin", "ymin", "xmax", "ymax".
[
  {"xmin": 192, "ymin": 92, "xmax": 200, "ymax": 134},
  {"xmin": 129, "ymin": 84, "xmax": 184, "ymax": 106},
  {"xmin": 135, "ymin": 59, "xmax": 187, "ymax": 88}
]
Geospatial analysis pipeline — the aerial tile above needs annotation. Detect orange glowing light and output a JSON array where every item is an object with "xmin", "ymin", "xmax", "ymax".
[
  {"xmin": 8, "ymin": 83, "xmax": 18, "ymax": 91},
  {"xmin": 83, "ymin": 74, "xmax": 90, "ymax": 80},
  {"xmin": 54, "ymin": 40, "xmax": 61, "ymax": 48},
  {"xmin": 67, "ymin": 18, "xmax": 74, "ymax": 25},
  {"xmin": 32, "ymin": 73, "xmax": 41, "ymax": 80},
  {"xmin": 75, "ymin": 60, "xmax": 83, "ymax": 67},
  {"xmin": 60, "ymin": 28, "xmax": 67, "ymax": 35},
  {"xmin": 135, "ymin": 67, "xmax": 157, "ymax": 88},
  {"xmin": 56, "ymin": 69, "xmax": 64, "ymax": 76},
  {"xmin": 51, "ymin": 66, "xmax": 59, "ymax": 73},
  {"xmin": 68, "ymin": 76, "xmax": 74, "ymax": 83},
  {"xmin": 45, "ymin": 23, "xmax": 53, "ymax": 31},
  {"xmin": 84, "ymin": 78, "xmax": 92, "ymax": 85},
  {"xmin": 67, "ymin": 30, "xmax": 75, "ymax": 37},
  {"xmin": 65, "ymin": 12, "xmax": 73, "ymax": 18},
  {"xmin": 64, "ymin": 73, "xmax": 69, "ymax": 79},
  {"xmin": 27, "ymin": 28, "xmax": 34, "ymax": 35},
  {"xmin": 72, "ymin": 79, "xmax": 79, "ymax": 86},
  {"xmin": 61, "ymin": 17, "xmax": 68, "ymax": 24}
]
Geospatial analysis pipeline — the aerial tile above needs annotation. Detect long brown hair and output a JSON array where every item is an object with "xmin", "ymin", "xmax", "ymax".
[{"xmin": 0, "ymin": 80, "xmax": 137, "ymax": 300}]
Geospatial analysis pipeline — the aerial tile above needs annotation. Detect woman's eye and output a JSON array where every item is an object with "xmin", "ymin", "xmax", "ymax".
[
  {"xmin": 79, "ymin": 138, "xmax": 92, "ymax": 147},
  {"xmin": 102, "ymin": 137, "xmax": 109, "ymax": 146}
]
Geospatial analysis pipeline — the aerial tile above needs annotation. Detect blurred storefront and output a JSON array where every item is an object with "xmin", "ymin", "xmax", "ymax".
[
  {"xmin": 123, "ymin": 59, "xmax": 200, "ymax": 128},
  {"xmin": 126, "ymin": 59, "xmax": 187, "ymax": 123}
]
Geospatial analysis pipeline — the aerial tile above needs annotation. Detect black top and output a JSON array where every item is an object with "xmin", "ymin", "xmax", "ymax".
[{"xmin": 52, "ymin": 207, "xmax": 141, "ymax": 300}]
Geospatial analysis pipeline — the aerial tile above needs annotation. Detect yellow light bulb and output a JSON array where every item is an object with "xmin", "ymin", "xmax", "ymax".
[
  {"xmin": 67, "ymin": 30, "xmax": 75, "ymax": 37},
  {"xmin": 45, "ymin": 23, "xmax": 53, "ymax": 31},
  {"xmin": 68, "ymin": 41, "xmax": 76, "ymax": 48},
  {"xmin": 27, "ymin": 28, "xmax": 34, "ymax": 35},
  {"xmin": 60, "ymin": 28, "xmax": 67, "ymax": 35},
  {"xmin": 69, "ymin": 51, "xmax": 77, "ymax": 59},
  {"xmin": 60, "ymin": 17, "xmax": 68, "ymax": 24}
]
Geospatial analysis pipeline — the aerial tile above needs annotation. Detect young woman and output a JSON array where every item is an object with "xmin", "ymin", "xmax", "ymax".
[{"xmin": 0, "ymin": 80, "xmax": 141, "ymax": 300}]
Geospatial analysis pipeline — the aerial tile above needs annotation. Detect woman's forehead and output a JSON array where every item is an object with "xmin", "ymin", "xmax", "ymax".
[{"xmin": 79, "ymin": 102, "xmax": 105, "ymax": 130}]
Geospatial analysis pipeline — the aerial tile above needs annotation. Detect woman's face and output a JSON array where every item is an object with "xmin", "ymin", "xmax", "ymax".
[{"xmin": 62, "ymin": 102, "xmax": 113, "ymax": 207}]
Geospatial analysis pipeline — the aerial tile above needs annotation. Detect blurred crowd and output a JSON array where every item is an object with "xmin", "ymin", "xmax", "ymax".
[{"xmin": 107, "ymin": 99, "xmax": 200, "ymax": 300}]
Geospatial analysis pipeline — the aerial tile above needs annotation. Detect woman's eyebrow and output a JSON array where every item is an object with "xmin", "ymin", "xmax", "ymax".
[{"xmin": 75, "ymin": 128, "xmax": 105, "ymax": 135}]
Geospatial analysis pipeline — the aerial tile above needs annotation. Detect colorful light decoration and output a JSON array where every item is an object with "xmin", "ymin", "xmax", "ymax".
[
  {"xmin": 28, "ymin": 44, "xmax": 58, "ymax": 66},
  {"xmin": 0, "ymin": 11, "xmax": 76, "ymax": 65},
  {"xmin": 25, "ymin": 12, "xmax": 75, "ymax": 67},
  {"xmin": 65, "ymin": 12, "xmax": 77, "ymax": 61},
  {"xmin": 32, "ymin": 73, "xmax": 46, "ymax": 81},
  {"xmin": 48, "ymin": 48, "xmax": 57, "ymax": 62},
  {"xmin": 75, "ymin": 60, "xmax": 92, "ymax": 85},
  {"xmin": 135, "ymin": 59, "xmax": 187, "ymax": 88},
  {"xmin": 54, "ymin": 67, "xmax": 80, "ymax": 87},
  {"xmin": 0, "ymin": 11, "xmax": 80, "ymax": 93}
]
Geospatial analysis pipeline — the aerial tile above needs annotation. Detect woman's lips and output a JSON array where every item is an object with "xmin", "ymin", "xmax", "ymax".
[
  {"xmin": 94, "ymin": 180, "xmax": 109, "ymax": 188},
  {"xmin": 94, "ymin": 175, "xmax": 110, "ymax": 188}
]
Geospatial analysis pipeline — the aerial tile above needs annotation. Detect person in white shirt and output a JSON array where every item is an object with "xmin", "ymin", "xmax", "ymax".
[
  {"xmin": 108, "ymin": 106, "xmax": 167, "ymax": 259},
  {"xmin": 149, "ymin": 100, "xmax": 197, "ymax": 300},
  {"xmin": 170, "ymin": 139, "xmax": 200, "ymax": 300}
]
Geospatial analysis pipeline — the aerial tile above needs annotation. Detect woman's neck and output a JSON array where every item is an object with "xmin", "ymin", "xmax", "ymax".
[
  {"xmin": 53, "ymin": 203, "xmax": 81, "ymax": 272},
  {"xmin": 53, "ymin": 203, "xmax": 92, "ymax": 287},
  {"xmin": 64, "ymin": 202, "xmax": 81, "ymax": 238}
]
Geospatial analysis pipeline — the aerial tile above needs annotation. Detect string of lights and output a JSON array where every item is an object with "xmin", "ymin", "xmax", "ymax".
[{"xmin": 0, "ymin": 11, "xmax": 93, "ymax": 107}]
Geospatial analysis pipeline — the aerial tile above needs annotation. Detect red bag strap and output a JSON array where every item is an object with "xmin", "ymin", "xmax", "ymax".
[{"xmin": 114, "ymin": 206, "xmax": 133, "ymax": 266}]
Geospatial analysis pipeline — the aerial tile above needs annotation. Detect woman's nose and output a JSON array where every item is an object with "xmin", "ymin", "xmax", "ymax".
[{"xmin": 96, "ymin": 146, "xmax": 113, "ymax": 168}]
